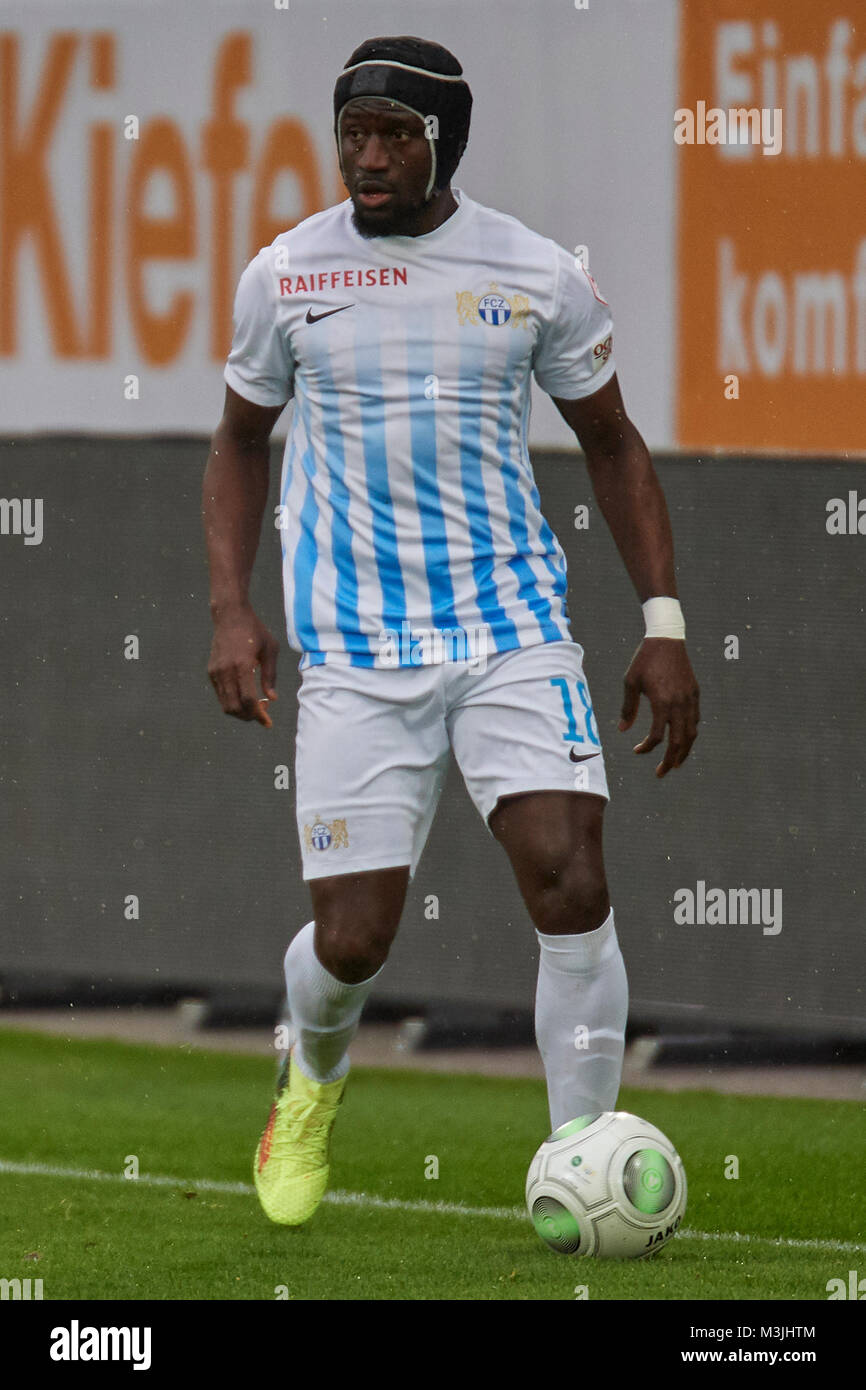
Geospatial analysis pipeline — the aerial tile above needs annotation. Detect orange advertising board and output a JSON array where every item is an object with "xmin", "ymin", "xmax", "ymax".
[
  {"xmin": 676, "ymin": 1, "xmax": 866, "ymax": 453},
  {"xmin": 0, "ymin": 31, "xmax": 346, "ymax": 370}
]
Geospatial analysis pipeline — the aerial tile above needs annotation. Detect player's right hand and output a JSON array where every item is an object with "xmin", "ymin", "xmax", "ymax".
[{"xmin": 207, "ymin": 604, "xmax": 279, "ymax": 728}]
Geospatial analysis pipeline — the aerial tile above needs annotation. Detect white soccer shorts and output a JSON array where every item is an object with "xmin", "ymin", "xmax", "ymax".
[{"xmin": 294, "ymin": 640, "xmax": 609, "ymax": 881}]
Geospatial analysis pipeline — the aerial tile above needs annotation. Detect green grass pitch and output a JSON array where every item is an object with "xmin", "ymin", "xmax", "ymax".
[{"xmin": 0, "ymin": 1028, "xmax": 862, "ymax": 1301}]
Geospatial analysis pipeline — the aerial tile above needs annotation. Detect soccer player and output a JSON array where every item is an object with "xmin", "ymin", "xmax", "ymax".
[{"xmin": 203, "ymin": 36, "xmax": 700, "ymax": 1227}]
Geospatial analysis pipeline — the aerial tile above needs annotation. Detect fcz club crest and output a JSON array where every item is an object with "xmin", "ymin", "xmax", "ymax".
[
  {"xmin": 304, "ymin": 815, "xmax": 349, "ymax": 852},
  {"xmin": 456, "ymin": 283, "xmax": 530, "ymax": 328}
]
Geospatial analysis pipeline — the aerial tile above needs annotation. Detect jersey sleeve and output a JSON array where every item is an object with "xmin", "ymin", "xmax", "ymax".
[
  {"xmin": 532, "ymin": 245, "xmax": 616, "ymax": 400},
  {"xmin": 223, "ymin": 249, "xmax": 294, "ymax": 407}
]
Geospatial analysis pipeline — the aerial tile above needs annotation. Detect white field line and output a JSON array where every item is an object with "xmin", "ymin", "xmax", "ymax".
[{"xmin": 1, "ymin": 1158, "xmax": 864, "ymax": 1255}]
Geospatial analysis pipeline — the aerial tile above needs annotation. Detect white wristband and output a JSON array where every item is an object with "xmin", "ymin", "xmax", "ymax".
[{"xmin": 642, "ymin": 596, "xmax": 685, "ymax": 640}]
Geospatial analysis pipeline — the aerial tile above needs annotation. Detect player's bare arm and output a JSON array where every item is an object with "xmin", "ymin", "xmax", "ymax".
[
  {"xmin": 553, "ymin": 374, "xmax": 700, "ymax": 777},
  {"xmin": 202, "ymin": 384, "xmax": 284, "ymax": 728}
]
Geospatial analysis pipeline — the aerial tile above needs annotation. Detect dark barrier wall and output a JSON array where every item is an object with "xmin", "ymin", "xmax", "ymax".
[{"xmin": 2, "ymin": 439, "xmax": 863, "ymax": 1037}]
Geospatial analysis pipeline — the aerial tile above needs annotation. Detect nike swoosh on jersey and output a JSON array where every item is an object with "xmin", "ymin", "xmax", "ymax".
[
  {"xmin": 305, "ymin": 304, "xmax": 355, "ymax": 324},
  {"xmin": 568, "ymin": 748, "xmax": 596, "ymax": 762}
]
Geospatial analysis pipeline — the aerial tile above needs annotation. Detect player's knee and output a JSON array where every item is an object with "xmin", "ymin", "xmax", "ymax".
[
  {"xmin": 315, "ymin": 915, "xmax": 394, "ymax": 983},
  {"xmin": 524, "ymin": 850, "xmax": 609, "ymax": 934}
]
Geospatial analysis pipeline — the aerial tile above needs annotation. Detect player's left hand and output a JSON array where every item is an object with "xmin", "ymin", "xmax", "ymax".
[{"xmin": 619, "ymin": 639, "xmax": 700, "ymax": 777}]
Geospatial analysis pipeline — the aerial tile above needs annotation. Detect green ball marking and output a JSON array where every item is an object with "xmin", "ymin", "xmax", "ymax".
[
  {"xmin": 530, "ymin": 1197, "xmax": 582, "ymax": 1254},
  {"xmin": 622, "ymin": 1148, "xmax": 676, "ymax": 1214},
  {"xmin": 545, "ymin": 1113, "xmax": 602, "ymax": 1143}
]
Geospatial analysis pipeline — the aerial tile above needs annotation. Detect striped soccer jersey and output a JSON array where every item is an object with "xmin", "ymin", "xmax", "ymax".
[{"xmin": 223, "ymin": 188, "xmax": 615, "ymax": 669}]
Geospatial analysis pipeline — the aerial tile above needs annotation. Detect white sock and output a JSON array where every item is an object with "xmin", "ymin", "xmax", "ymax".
[
  {"xmin": 283, "ymin": 921, "xmax": 382, "ymax": 1083},
  {"xmin": 534, "ymin": 908, "xmax": 628, "ymax": 1132}
]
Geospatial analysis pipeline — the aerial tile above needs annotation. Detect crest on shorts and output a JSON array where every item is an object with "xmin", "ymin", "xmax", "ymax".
[
  {"xmin": 304, "ymin": 815, "xmax": 349, "ymax": 852},
  {"xmin": 456, "ymin": 283, "xmax": 531, "ymax": 328}
]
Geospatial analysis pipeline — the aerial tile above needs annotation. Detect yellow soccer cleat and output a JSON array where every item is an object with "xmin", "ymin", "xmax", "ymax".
[{"xmin": 254, "ymin": 1052, "xmax": 347, "ymax": 1226}]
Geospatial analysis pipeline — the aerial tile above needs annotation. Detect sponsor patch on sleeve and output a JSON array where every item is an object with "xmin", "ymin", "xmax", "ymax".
[{"xmin": 591, "ymin": 334, "xmax": 613, "ymax": 373}]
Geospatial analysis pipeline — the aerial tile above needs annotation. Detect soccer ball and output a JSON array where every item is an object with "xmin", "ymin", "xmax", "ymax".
[{"xmin": 525, "ymin": 1111, "xmax": 687, "ymax": 1259}]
